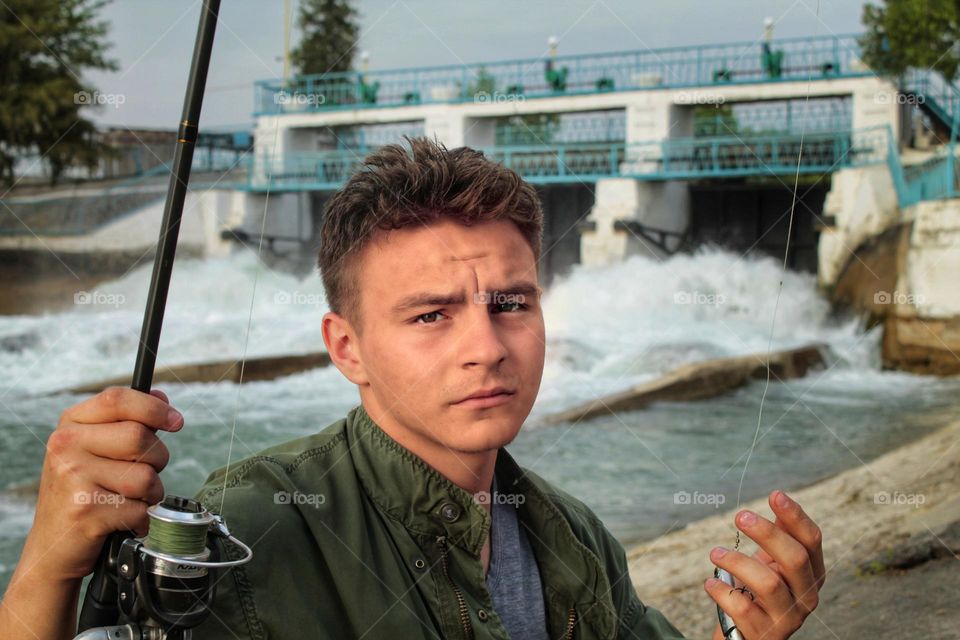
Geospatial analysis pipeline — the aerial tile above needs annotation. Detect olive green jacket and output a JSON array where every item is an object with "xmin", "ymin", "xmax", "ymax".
[{"xmin": 191, "ymin": 404, "xmax": 687, "ymax": 639}]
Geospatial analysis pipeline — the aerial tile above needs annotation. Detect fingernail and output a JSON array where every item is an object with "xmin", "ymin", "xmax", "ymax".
[
  {"xmin": 776, "ymin": 490, "xmax": 793, "ymax": 508},
  {"xmin": 711, "ymin": 547, "xmax": 729, "ymax": 560},
  {"xmin": 739, "ymin": 510, "xmax": 758, "ymax": 526},
  {"xmin": 167, "ymin": 408, "xmax": 183, "ymax": 429},
  {"xmin": 705, "ymin": 578, "xmax": 720, "ymax": 588}
]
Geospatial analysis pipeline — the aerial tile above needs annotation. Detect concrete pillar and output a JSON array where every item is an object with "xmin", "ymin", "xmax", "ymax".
[
  {"xmin": 580, "ymin": 177, "xmax": 689, "ymax": 265},
  {"xmin": 851, "ymin": 76, "xmax": 901, "ymax": 140},
  {"xmin": 424, "ymin": 110, "xmax": 468, "ymax": 147}
]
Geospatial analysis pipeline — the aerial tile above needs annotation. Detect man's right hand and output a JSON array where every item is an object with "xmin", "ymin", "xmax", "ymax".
[{"xmin": 28, "ymin": 386, "xmax": 183, "ymax": 582}]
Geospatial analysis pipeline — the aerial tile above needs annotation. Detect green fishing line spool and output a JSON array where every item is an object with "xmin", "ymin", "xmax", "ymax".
[{"xmin": 144, "ymin": 495, "xmax": 215, "ymax": 557}]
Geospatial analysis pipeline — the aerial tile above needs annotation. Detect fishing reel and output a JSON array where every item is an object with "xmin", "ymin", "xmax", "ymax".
[{"xmin": 75, "ymin": 495, "xmax": 253, "ymax": 640}]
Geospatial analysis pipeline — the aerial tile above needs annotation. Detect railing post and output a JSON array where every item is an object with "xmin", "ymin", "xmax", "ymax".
[{"xmin": 949, "ymin": 145, "xmax": 956, "ymax": 200}]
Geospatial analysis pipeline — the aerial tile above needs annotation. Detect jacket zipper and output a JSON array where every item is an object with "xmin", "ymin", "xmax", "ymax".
[
  {"xmin": 564, "ymin": 607, "xmax": 577, "ymax": 640},
  {"xmin": 436, "ymin": 535, "xmax": 473, "ymax": 640}
]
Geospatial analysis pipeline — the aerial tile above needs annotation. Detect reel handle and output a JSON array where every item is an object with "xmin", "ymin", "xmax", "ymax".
[{"xmin": 77, "ymin": 532, "xmax": 133, "ymax": 631}]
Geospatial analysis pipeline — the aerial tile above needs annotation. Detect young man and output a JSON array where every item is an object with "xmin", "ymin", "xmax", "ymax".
[{"xmin": 1, "ymin": 137, "xmax": 824, "ymax": 639}]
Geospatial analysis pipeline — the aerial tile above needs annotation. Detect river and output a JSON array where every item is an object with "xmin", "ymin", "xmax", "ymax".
[{"xmin": 2, "ymin": 247, "xmax": 958, "ymax": 592}]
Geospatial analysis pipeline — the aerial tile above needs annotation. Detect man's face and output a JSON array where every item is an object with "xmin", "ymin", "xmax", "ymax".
[{"xmin": 346, "ymin": 218, "xmax": 545, "ymax": 454}]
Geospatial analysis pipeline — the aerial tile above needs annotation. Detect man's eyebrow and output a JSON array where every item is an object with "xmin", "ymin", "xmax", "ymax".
[
  {"xmin": 391, "ymin": 281, "xmax": 540, "ymax": 314},
  {"xmin": 491, "ymin": 282, "xmax": 541, "ymax": 301},
  {"xmin": 392, "ymin": 291, "xmax": 467, "ymax": 313}
]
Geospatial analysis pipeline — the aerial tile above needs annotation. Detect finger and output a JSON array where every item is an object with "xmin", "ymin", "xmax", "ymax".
[
  {"xmin": 70, "ymin": 421, "xmax": 171, "ymax": 472},
  {"xmin": 710, "ymin": 622, "xmax": 725, "ymax": 640},
  {"xmin": 752, "ymin": 547, "xmax": 776, "ymax": 565},
  {"xmin": 89, "ymin": 458, "xmax": 165, "ymax": 505},
  {"xmin": 736, "ymin": 508, "xmax": 819, "ymax": 614},
  {"xmin": 710, "ymin": 547, "xmax": 793, "ymax": 615},
  {"xmin": 704, "ymin": 574, "xmax": 768, "ymax": 640},
  {"xmin": 769, "ymin": 490, "xmax": 826, "ymax": 590},
  {"xmin": 150, "ymin": 389, "xmax": 169, "ymax": 404},
  {"xmin": 65, "ymin": 387, "xmax": 183, "ymax": 432},
  {"xmin": 78, "ymin": 489, "xmax": 152, "ymax": 538}
]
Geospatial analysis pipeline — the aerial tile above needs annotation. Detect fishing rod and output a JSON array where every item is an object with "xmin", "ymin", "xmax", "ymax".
[{"xmin": 75, "ymin": 1, "xmax": 253, "ymax": 637}]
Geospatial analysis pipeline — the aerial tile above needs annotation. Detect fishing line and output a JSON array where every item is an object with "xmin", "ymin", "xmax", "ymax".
[
  {"xmin": 714, "ymin": 5, "xmax": 822, "ymax": 639},
  {"xmin": 217, "ymin": 107, "xmax": 282, "ymax": 519},
  {"xmin": 732, "ymin": 0, "xmax": 822, "ymax": 555}
]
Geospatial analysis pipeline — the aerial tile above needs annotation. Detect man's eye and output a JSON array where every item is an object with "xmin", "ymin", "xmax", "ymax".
[
  {"xmin": 493, "ymin": 302, "xmax": 528, "ymax": 313},
  {"xmin": 414, "ymin": 311, "xmax": 444, "ymax": 324}
]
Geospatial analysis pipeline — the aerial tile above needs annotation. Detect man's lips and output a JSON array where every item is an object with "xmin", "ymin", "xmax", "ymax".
[{"xmin": 452, "ymin": 387, "xmax": 516, "ymax": 405}]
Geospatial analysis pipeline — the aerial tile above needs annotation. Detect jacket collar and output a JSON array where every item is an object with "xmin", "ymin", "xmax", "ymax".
[
  {"xmin": 347, "ymin": 402, "xmax": 491, "ymax": 554},
  {"xmin": 345, "ymin": 403, "xmax": 619, "ymax": 639}
]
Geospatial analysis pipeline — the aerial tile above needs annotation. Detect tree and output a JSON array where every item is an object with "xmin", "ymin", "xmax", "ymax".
[
  {"xmin": 290, "ymin": 0, "xmax": 360, "ymax": 76},
  {"xmin": 860, "ymin": 0, "xmax": 960, "ymax": 81},
  {"xmin": 694, "ymin": 104, "xmax": 740, "ymax": 137},
  {"xmin": 0, "ymin": 0, "xmax": 118, "ymax": 186}
]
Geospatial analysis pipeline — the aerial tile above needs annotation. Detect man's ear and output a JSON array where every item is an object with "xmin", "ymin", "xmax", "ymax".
[{"xmin": 321, "ymin": 311, "xmax": 368, "ymax": 386}]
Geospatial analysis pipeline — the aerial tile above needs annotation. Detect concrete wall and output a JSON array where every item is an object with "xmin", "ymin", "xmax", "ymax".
[
  {"xmin": 899, "ymin": 199, "xmax": 960, "ymax": 318},
  {"xmin": 828, "ymin": 197, "xmax": 960, "ymax": 375},
  {"xmin": 817, "ymin": 164, "xmax": 900, "ymax": 287}
]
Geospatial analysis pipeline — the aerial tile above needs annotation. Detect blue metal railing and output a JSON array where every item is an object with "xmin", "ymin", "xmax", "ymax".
[
  {"xmin": 694, "ymin": 97, "xmax": 852, "ymax": 137},
  {"xmin": 886, "ymin": 124, "xmax": 959, "ymax": 208},
  {"xmin": 639, "ymin": 127, "xmax": 886, "ymax": 179},
  {"xmin": 900, "ymin": 69, "xmax": 960, "ymax": 128},
  {"xmin": 255, "ymin": 33, "xmax": 866, "ymax": 115},
  {"xmin": 495, "ymin": 111, "xmax": 626, "ymax": 145},
  {"xmin": 0, "ymin": 153, "xmax": 246, "ymax": 236},
  {"xmin": 244, "ymin": 126, "xmax": 891, "ymax": 191}
]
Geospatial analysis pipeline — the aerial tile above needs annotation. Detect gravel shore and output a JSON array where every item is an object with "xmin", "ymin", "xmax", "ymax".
[{"xmin": 627, "ymin": 419, "xmax": 960, "ymax": 639}]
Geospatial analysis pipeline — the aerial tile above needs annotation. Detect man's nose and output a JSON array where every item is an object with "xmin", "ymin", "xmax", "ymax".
[{"xmin": 459, "ymin": 300, "xmax": 508, "ymax": 367}]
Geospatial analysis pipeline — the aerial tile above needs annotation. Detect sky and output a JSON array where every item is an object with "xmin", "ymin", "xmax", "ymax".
[{"xmin": 81, "ymin": 0, "xmax": 868, "ymax": 129}]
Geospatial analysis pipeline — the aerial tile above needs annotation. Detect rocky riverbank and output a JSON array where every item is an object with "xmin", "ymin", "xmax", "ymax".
[{"xmin": 627, "ymin": 419, "xmax": 960, "ymax": 639}]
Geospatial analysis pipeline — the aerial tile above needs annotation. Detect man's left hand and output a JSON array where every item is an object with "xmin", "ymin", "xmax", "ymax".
[{"xmin": 705, "ymin": 490, "xmax": 826, "ymax": 640}]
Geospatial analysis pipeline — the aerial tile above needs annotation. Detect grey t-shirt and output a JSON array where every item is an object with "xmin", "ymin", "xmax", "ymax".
[{"xmin": 484, "ymin": 475, "xmax": 550, "ymax": 640}]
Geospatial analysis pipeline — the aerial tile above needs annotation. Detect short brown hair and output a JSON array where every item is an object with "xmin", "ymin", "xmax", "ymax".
[{"xmin": 318, "ymin": 135, "xmax": 543, "ymax": 328}]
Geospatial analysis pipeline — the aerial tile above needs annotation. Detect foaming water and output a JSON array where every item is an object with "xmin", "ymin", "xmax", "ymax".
[
  {"xmin": 0, "ymin": 250, "xmax": 329, "ymax": 396},
  {"xmin": 1, "ymin": 247, "xmax": 958, "ymax": 587},
  {"xmin": 532, "ymin": 248, "xmax": 876, "ymax": 418}
]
